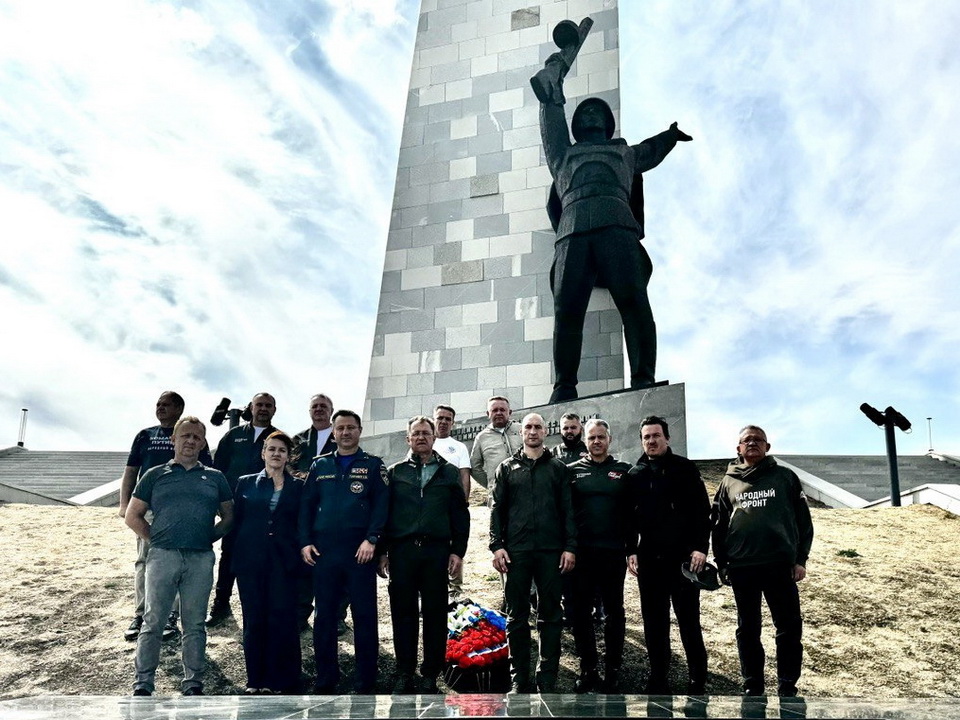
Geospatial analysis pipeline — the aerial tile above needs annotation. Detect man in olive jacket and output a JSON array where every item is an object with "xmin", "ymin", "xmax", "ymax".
[
  {"xmin": 712, "ymin": 424, "xmax": 814, "ymax": 697},
  {"xmin": 490, "ymin": 413, "xmax": 576, "ymax": 693},
  {"xmin": 379, "ymin": 416, "xmax": 470, "ymax": 694}
]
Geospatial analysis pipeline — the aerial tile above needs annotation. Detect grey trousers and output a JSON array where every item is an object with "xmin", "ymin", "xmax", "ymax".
[
  {"xmin": 134, "ymin": 535, "xmax": 180, "ymax": 618},
  {"xmin": 134, "ymin": 548, "xmax": 214, "ymax": 693}
]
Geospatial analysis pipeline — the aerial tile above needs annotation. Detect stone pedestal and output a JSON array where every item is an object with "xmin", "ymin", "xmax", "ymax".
[{"xmin": 361, "ymin": 382, "xmax": 686, "ymax": 467}]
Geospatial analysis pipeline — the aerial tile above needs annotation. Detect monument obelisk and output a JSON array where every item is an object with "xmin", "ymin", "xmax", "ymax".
[{"xmin": 364, "ymin": 0, "xmax": 625, "ymax": 437}]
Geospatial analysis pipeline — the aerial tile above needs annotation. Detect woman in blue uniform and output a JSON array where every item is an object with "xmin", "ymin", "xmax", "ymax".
[{"xmin": 232, "ymin": 430, "xmax": 303, "ymax": 694}]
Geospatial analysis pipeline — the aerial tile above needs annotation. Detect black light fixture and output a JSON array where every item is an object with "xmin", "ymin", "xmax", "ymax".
[
  {"xmin": 860, "ymin": 403, "xmax": 912, "ymax": 507},
  {"xmin": 210, "ymin": 397, "xmax": 244, "ymax": 429}
]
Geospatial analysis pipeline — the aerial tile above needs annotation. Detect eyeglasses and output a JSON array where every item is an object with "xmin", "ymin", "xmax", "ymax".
[{"xmin": 739, "ymin": 436, "xmax": 766, "ymax": 446}]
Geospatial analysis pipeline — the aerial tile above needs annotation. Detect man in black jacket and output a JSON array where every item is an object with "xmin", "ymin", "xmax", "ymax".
[
  {"xmin": 207, "ymin": 392, "xmax": 278, "ymax": 625},
  {"xmin": 567, "ymin": 419, "xmax": 631, "ymax": 693},
  {"xmin": 627, "ymin": 415, "xmax": 710, "ymax": 695},
  {"xmin": 712, "ymin": 425, "xmax": 813, "ymax": 697},
  {"xmin": 379, "ymin": 416, "xmax": 470, "ymax": 694},
  {"xmin": 490, "ymin": 413, "xmax": 576, "ymax": 693},
  {"xmin": 289, "ymin": 392, "xmax": 340, "ymax": 633},
  {"xmin": 290, "ymin": 393, "xmax": 336, "ymax": 478},
  {"xmin": 551, "ymin": 413, "xmax": 588, "ymax": 464}
]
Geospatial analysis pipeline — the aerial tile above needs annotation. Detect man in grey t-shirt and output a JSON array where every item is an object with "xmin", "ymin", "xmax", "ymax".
[{"xmin": 125, "ymin": 416, "xmax": 233, "ymax": 696}]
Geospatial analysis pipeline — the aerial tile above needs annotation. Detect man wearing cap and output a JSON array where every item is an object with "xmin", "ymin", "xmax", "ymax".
[
  {"xmin": 536, "ymin": 56, "xmax": 692, "ymax": 402},
  {"xmin": 712, "ymin": 425, "xmax": 814, "ymax": 697},
  {"xmin": 627, "ymin": 416, "xmax": 711, "ymax": 695}
]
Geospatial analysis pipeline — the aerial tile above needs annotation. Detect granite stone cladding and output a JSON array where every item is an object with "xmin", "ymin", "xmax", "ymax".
[{"xmin": 365, "ymin": 0, "xmax": 625, "ymax": 436}]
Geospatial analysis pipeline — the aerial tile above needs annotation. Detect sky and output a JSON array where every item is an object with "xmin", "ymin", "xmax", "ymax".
[{"xmin": 1, "ymin": 0, "xmax": 957, "ymax": 460}]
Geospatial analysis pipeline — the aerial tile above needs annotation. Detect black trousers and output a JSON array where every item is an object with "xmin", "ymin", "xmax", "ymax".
[
  {"xmin": 212, "ymin": 529, "xmax": 236, "ymax": 607},
  {"xmin": 298, "ymin": 570, "xmax": 348, "ymax": 626},
  {"xmin": 503, "ymin": 549, "xmax": 563, "ymax": 685},
  {"xmin": 637, "ymin": 557, "xmax": 707, "ymax": 689},
  {"xmin": 312, "ymin": 543, "xmax": 378, "ymax": 691},
  {"xmin": 387, "ymin": 539, "xmax": 449, "ymax": 678},
  {"xmin": 728, "ymin": 564, "xmax": 803, "ymax": 693},
  {"xmin": 236, "ymin": 558, "xmax": 301, "ymax": 692},
  {"xmin": 552, "ymin": 228, "xmax": 656, "ymax": 396},
  {"xmin": 571, "ymin": 547, "xmax": 626, "ymax": 673}
]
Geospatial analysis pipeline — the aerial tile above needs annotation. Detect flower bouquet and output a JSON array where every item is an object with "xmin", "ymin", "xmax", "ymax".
[{"xmin": 443, "ymin": 599, "xmax": 511, "ymax": 692}]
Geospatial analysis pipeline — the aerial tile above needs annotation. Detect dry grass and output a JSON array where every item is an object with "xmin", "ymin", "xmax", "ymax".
[{"xmin": 1, "ymin": 474, "xmax": 958, "ymax": 699}]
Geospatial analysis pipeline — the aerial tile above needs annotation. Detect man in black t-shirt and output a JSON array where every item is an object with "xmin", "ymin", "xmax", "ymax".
[{"xmin": 118, "ymin": 391, "xmax": 212, "ymax": 641}]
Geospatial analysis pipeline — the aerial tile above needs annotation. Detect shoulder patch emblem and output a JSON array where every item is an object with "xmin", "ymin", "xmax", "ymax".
[{"xmin": 350, "ymin": 480, "xmax": 364, "ymax": 494}]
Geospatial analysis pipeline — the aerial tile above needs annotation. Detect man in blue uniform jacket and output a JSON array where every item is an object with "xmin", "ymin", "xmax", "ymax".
[{"xmin": 299, "ymin": 410, "xmax": 388, "ymax": 694}]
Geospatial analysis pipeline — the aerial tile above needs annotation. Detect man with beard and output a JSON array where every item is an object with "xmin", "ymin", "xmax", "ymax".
[
  {"xmin": 551, "ymin": 413, "xmax": 588, "ymax": 464},
  {"xmin": 207, "ymin": 392, "xmax": 278, "ymax": 626}
]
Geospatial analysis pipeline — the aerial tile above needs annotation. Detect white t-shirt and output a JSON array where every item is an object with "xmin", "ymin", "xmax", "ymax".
[
  {"xmin": 434, "ymin": 436, "xmax": 471, "ymax": 469},
  {"xmin": 315, "ymin": 427, "xmax": 333, "ymax": 455}
]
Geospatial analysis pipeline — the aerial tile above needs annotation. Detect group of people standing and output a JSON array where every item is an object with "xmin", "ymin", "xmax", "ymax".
[{"xmin": 118, "ymin": 390, "xmax": 813, "ymax": 699}]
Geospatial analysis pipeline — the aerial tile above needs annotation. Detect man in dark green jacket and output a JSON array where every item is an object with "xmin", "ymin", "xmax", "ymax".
[
  {"xmin": 379, "ymin": 416, "xmax": 470, "ymax": 694},
  {"xmin": 490, "ymin": 413, "xmax": 576, "ymax": 693},
  {"xmin": 712, "ymin": 425, "xmax": 814, "ymax": 697}
]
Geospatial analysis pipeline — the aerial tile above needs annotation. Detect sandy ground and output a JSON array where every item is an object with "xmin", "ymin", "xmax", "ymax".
[{"xmin": 1, "ymin": 463, "xmax": 959, "ymax": 699}]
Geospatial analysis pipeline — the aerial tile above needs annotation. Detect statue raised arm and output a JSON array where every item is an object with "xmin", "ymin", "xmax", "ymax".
[{"xmin": 532, "ymin": 18, "xmax": 693, "ymax": 403}]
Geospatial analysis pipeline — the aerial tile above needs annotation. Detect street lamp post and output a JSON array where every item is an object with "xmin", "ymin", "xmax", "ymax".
[{"xmin": 859, "ymin": 403, "xmax": 912, "ymax": 507}]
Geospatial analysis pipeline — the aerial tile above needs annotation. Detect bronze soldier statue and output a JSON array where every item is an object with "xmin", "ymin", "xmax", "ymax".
[{"xmin": 534, "ymin": 19, "xmax": 692, "ymax": 402}]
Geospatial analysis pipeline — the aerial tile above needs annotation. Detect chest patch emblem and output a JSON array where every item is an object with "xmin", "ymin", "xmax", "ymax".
[{"xmin": 350, "ymin": 480, "xmax": 364, "ymax": 494}]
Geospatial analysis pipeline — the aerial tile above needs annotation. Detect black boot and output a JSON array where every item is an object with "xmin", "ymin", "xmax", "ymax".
[{"xmin": 575, "ymin": 669, "xmax": 600, "ymax": 694}]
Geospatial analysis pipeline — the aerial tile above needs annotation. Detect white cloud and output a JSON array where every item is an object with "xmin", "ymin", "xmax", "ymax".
[
  {"xmin": 0, "ymin": 0, "xmax": 957, "ymax": 463},
  {"xmin": 620, "ymin": 1, "xmax": 960, "ymax": 456},
  {"xmin": 0, "ymin": 0, "xmax": 411, "ymax": 449}
]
